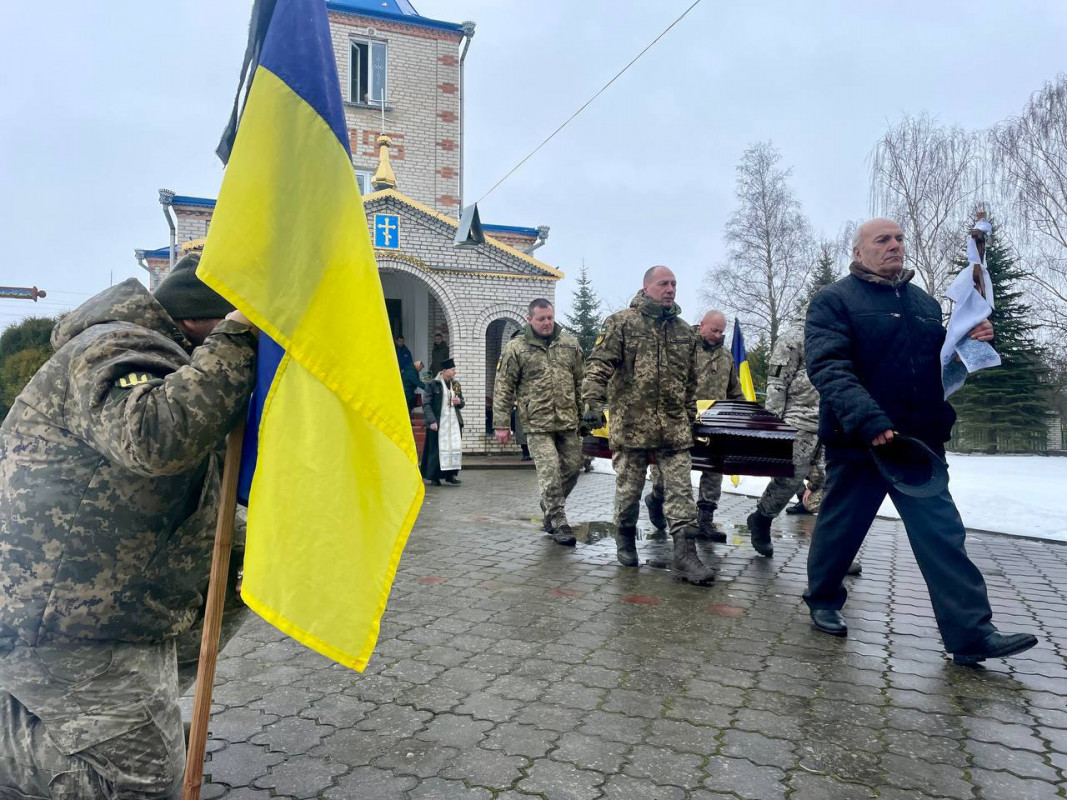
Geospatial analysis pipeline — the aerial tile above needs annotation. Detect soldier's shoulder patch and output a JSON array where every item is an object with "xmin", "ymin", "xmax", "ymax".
[
  {"xmin": 770, "ymin": 365, "xmax": 782, "ymax": 377},
  {"xmin": 115, "ymin": 371, "xmax": 162, "ymax": 389},
  {"xmin": 594, "ymin": 330, "xmax": 606, "ymax": 346},
  {"xmin": 495, "ymin": 356, "xmax": 503, "ymax": 372},
  {"xmin": 117, "ymin": 375, "xmax": 160, "ymax": 390}
]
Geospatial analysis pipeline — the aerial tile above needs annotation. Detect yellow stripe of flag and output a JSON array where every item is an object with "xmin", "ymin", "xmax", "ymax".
[{"xmin": 197, "ymin": 64, "xmax": 422, "ymax": 671}]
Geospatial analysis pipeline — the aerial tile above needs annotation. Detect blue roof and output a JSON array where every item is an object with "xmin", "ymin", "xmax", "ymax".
[
  {"xmin": 483, "ymin": 224, "xmax": 539, "ymax": 238},
  {"xmin": 160, "ymin": 194, "xmax": 539, "ymax": 241},
  {"xmin": 325, "ymin": 0, "xmax": 463, "ymax": 33},
  {"xmin": 172, "ymin": 195, "xmax": 216, "ymax": 208},
  {"xmin": 143, "ymin": 247, "xmax": 170, "ymax": 259}
]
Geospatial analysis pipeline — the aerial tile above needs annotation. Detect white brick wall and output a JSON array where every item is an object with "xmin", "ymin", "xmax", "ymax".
[
  {"xmin": 329, "ymin": 11, "xmax": 462, "ymax": 216},
  {"xmin": 368, "ymin": 195, "xmax": 559, "ymax": 454}
]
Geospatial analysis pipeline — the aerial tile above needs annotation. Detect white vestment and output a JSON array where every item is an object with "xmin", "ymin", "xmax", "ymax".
[{"xmin": 437, "ymin": 379, "xmax": 463, "ymax": 471}]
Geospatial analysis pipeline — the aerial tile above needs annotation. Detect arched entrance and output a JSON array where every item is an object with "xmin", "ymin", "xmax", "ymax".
[{"xmin": 376, "ymin": 255, "xmax": 462, "ymax": 377}]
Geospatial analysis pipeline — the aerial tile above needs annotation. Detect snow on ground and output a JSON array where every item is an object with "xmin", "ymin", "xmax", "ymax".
[{"xmin": 591, "ymin": 453, "xmax": 1067, "ymax": 543}]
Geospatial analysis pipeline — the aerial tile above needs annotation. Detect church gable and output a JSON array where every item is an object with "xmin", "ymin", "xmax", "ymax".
[{"xmin": 363, "ymin": 190, "xmax": 561, "ymax": 282}]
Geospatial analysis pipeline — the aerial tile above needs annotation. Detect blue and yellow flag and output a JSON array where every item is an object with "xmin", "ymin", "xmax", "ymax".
[
  {"xmin": 196, "ymin": 0, "xmax": 423, "ymax": 671},
  {"xmin": 730, "ymin": 318, "xmax": 756, "ymax": 487},
  {"xmin": 731, "ymin": 318, "xmax": 757, "ymax": 402}
]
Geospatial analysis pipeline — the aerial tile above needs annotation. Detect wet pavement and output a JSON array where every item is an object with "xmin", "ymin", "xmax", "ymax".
[{"xmin": 192, "ymin": 468, "xmax": 1067, "ymax": 799}]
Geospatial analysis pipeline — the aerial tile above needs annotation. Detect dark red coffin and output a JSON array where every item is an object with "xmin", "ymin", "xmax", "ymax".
[{"xmin": 581, "ymin": 400, "xmax": 797, "ymax": 478}]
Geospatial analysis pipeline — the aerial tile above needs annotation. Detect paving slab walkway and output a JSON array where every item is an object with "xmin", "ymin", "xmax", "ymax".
[{"xmin": 191, "ymin": 469, "xmax": 1067, "ymax": 799}]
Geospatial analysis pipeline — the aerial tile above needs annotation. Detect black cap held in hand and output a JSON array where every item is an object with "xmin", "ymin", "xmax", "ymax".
[
  {"xmin": 870, "ymin": 434, "xmax": 949, "ymax": 498},
  {"xmin": 154, "ymin": 253, "xmax": 236, "ymax": 321}
]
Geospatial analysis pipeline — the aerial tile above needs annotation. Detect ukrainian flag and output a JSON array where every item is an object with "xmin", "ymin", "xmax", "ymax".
[
  {"xmin": 196, "ymin": 0, "xmax": 423, "ymax": 670},
  {"xmin": 730, "ymin": 318, "xmax": 756, "ymax": 488},
  {"xmin": 731, "ymin": 318, "xmax": 757, "ymax": 401}
]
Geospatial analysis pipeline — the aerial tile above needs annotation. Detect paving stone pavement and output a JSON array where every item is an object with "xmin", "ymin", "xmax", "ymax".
[{"xmin": 191, "ymin": 469, "xmax": 1067, "ymax": 799}]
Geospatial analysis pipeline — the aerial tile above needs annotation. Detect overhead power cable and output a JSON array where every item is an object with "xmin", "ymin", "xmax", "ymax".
[{"xmin": 476, "ymin": 0, "xmax": 705, "ymax": 203}]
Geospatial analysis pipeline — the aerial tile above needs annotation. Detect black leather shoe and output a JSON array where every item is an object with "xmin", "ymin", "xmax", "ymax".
[
  {"xmin": 430, "ymin": 479, "xmax": 441, "ymax": 486},
  {"xmin": 952, "ymin": 631, "xmax": 1038, "ymax": 666},
  {"xmin": 810, "ymin": 609, "xmax": 848, "ymax": 637},
  {"xmin": 785, "ymin": 502, "xmax": 812, "ymax": 515},
  {"xmin": 846, "ymin": 561, "xmax": 862, "ymax": 576},
  {"xmin": 444, "ymin": 475, "xmax": 461, "ymax": 485}
]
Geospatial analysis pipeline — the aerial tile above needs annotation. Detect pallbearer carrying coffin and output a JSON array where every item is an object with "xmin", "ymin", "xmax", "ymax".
[{"xmin": 581, "ymin": 266, "xmax": 714, "ymax": 586}]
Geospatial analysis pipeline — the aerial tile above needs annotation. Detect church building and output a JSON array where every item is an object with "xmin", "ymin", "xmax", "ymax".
[{"xmin": 135, "ymin": 0, "xmax": 561, "ymax": 454}]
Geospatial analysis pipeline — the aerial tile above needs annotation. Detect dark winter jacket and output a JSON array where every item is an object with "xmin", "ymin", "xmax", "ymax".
[{"xmin": 805, "ymin": 265, "xmax": 955, "ymax": 450}]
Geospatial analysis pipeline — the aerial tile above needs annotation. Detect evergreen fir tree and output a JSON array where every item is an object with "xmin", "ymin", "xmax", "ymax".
[
  {"xmin": 950, "ymin": 224, "xmax": 1052, "ymax": 452},
  {"xmin": 565, "ymin": 264, "xmax": 604, "ymax": 356},
  {"xmin": 803, "ymin": 251, "xmax": 839, "ymax": 305}
]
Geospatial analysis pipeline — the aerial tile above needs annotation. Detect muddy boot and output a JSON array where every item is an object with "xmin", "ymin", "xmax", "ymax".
[
  {"xmin": 614, "ymin": 525, "xmax": 639, "ymax": 567},
  {"xmin": 551, "ymin": 524, "xmax": 577, "ymax": 547},
  {"xmin": 696, "ymin": 502, "xmax": 727, "ymax": 543},
  {"xmin": 670, "ymin": 531, "xmax": 714, "ymax": 585},
  {"xmin": 746, "ymin": 510, "xmax": 774, "ymax": 557},
  {"xmin": 644, "ymin": 493, "xmax": 667, "ymax": 530}
]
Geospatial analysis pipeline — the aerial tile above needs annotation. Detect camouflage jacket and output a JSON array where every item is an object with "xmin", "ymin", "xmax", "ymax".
[
  {"xmin": 493, "ymin": 324, "xmax": 583, "ymax": 434},
  {"xmin": 0, "ymin": 279, "xmax": 256, "ymax": 647},
  {"xmin": 582, "ymin": 292, "xmax": 698, "ymax": 450},
  {"xmin": 695, "ymin": 340, "xmax": 745, "ymax": 403},
  {"xmin": 765, "ymin": 312, "xmax": 819, "ymax": 432}
]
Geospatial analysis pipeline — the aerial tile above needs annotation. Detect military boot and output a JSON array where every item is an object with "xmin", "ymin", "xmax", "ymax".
[
  {"xmin": 696, "ymin": 502, "xmax": 728, "ymax": 543},
  {"xmin": 746, "ymin": 510, "xmax": 774, "ymax": 557},
  {"xmin": 614, "ymin": 525, "xmax": 639, "ymax": 567},
  {"xmin": 551, "ymin": 524, "xmax": 577, "ymax": 547},
  {"xmin": 670, "ymin": 531, "xmax": 714, "ymax": 585},
  {"xmin": 644, "ymin": 493, "xmax": 667, "ymax": 530}
]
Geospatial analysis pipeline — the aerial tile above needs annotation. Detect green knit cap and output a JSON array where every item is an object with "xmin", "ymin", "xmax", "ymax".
[{"xmin": 153, "ymin": 253, "xmax": 235, "ymax": 320}]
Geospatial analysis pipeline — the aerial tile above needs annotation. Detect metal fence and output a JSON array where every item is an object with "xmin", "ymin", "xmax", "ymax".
[{"xmin": 947, "ymin": 426, "xmax": 1051, "ymax": 454}]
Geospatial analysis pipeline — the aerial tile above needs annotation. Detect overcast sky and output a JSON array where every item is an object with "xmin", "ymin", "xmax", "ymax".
[{"xmin": 2, "ymin": 1, "xmax": 1066, "ymax": 329}]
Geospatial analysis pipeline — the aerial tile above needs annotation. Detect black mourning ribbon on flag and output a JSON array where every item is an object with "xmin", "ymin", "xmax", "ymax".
[{"xmin": 216, "ymin": 0, "xmax": 280, "ymax": 165}]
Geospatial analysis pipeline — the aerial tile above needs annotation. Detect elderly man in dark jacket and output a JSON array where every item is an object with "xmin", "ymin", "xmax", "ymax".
[{"xmin": 803, "ymin": 218, "xmax": 1037, "ymax": 665}]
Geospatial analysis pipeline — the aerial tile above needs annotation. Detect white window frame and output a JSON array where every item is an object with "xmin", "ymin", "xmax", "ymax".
[
  {"xmin": 355, "ymin": 170, "xmax": 373, "ymax": 196},
  {"xmin": 349, "ymin": 37, "xmax": 387, "ymax": 105}
]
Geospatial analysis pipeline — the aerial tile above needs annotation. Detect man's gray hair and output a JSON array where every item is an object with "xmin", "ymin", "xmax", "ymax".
[{"xmin": 852, "ymin": 224, "xmax": 864, "ymax": 249}]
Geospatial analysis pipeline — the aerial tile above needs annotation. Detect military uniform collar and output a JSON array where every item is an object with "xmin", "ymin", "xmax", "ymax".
[
  {"xmin": 635, "ymin": 291, "xmax": 681, "ymax": 321},
  {"xmin": 523, "ymin": 323, "xmax": 559, "ymax": 347}
]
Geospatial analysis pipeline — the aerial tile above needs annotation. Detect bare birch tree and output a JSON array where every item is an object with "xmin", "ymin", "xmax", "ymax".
[
  {"xmin": 869, "ymin": 114, "xmax": 986, "ymax": 298},
  {"xmin": 991, "ymin": 74, "xmax": 1067, "ymax": 344},
  {"xmin": 703, "ymin": 141, "xmax": 813, "ymax": 347}
]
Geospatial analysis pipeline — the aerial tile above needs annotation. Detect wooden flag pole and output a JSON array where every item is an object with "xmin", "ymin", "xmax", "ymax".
[{"xmin": 182, "ymin": 419, "xmax": 246, "ymax": 800}]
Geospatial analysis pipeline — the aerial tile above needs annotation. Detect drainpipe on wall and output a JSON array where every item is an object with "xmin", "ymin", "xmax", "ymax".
[
  {"xmin": 458, "ymin": 21, "xmax": 476, "ymax": 215},
  {"xmin": 523, "ymin": 225, "xmax": 550, "ymax": 255},
  {"xmin": 159, "ymin": 188, "xmax": 176, "ymax": 271}
]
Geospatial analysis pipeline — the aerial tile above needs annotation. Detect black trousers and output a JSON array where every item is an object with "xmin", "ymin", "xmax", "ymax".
[{"xmin": 804, "ymin": 448, "xmax": 995, "ymax": 653}]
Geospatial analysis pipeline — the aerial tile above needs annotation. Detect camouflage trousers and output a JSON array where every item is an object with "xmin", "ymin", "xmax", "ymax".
[
  {"xmin": 757, "ymin": 429, "xmax": 822, "ymax": 518},
  {"xmin": 614, "ymin": 448, "xmax": 697, "ymax": 534},
  {"xmin": 649, "ymin": 464, "xmax": 723, "ymax": 509},
  {"xmin": 0, "ymin": 639, "xmax": 184, "ymax": 799},
  {"xmin": 527, "ymin": 431, "xmax": 583, "ymax": 529}
]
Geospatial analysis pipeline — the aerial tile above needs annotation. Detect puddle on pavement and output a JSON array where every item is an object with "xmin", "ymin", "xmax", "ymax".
[{"xmin": 570, "ymin": 521, "xmax": 672, "ymax": 545}]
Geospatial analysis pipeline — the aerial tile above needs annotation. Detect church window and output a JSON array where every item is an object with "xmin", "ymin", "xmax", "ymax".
[
  {"xmin": 350, "ymin": 39, "xmax": 388, "ymax": 105},
  {"xmin": 355, "ymin": 170, "xmax": 373, "ymax": 195}
]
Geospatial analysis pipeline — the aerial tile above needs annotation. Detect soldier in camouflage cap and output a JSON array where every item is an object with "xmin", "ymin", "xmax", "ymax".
[
  {"xmin": 493, "ymin": 299, "xmax": 584, "ymax": 546},
  {"xmin": 645, "ymin": 310, "xmax": 744, "ymax": 543},
  {"xmin": 0, "ymin": 253, "xmax": 256, "ymax": 797},
  {"xmin": 582, "ymin": 267, "xmax": 714, "ymax": 586},
  {"xmin": 744, "ymin": 307, "xmax": 820, "ymax": 557}
]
